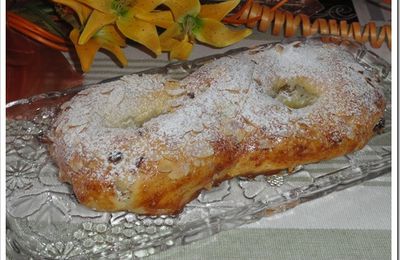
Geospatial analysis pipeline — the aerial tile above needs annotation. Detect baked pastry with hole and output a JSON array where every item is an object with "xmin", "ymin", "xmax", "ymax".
[{"xmin": 49, "ymin": 41, "xmax": 386, "ymax": 214}]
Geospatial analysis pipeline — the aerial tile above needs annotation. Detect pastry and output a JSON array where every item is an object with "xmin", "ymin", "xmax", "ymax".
[{"xmin": 49, "ymin": 40, "xmax": 386, "ymax": 215}]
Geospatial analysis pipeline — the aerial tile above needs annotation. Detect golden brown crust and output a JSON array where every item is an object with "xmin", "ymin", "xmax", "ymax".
[{"xmin": 49, "ymin": 41, "xmax": 386, "ymax": 215}]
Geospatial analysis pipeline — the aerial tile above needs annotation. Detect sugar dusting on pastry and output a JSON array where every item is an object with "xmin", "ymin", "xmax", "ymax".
[{"xmin": 49, "ymin": 40, "xmax": 385, "ymax": 214}]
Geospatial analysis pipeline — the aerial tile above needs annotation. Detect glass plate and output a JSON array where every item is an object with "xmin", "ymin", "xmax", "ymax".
[{"xmin": 6, "ymin": 37, "xmax": 391, "ymax": 259}]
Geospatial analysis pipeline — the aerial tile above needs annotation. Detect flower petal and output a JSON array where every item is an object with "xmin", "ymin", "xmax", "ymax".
[
  {"xmin": 194, "ymin": 18, "xmax": 252, "ymax": 47},
  {"xmin": 163, "ymin": 0, "xmax": 201, "ymax": 21},
  {"xmin": 199, "ymin": 0, "xmax": 240, "ymax": 21},
  {"xmin": 96, "ymin": 25, "xmax": 126, "ymax": 47},
  {"xmin": 117, "ymin": 15, "xmax": 161, "ymax": 55},
  {"xmin": 159, "ymin": 23, "xmax": 181, "ymax": 51},
  {"xmin": 161, "ymin": 37, "xmax": 181, "ymax": 52},
  {"xmin": 170, "ymin": 38, "xmax": 194, "ymax": 60},
  {"xmin": 78, "ymin": 10, "xmax": 116, "ymax": 44},
  {"xmin": 74, "ymin": 0, "xmax": 112, "ymax": 14},
  {"xmin": 135, "ymin": 10, "xmax": 174, "ymax": 29},
  {"xmin": 53, "ymin": 0, "xmax": 92, "ymax": 24},
  {"xmin": 70, "ymin": 28, "xmax": 100, "ymax": 72},
  {"xmin": 134, "ymin": 0, "xmax": 166, "ymax": 12},
  {"xmin": 102, "ymin": 44, "xmax": 128, "ymax": 67}
]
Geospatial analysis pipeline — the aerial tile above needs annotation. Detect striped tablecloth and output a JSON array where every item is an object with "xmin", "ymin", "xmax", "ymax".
[{"xmin": 66, "ymin": 1, "xmax": 392, "ymax": 259}]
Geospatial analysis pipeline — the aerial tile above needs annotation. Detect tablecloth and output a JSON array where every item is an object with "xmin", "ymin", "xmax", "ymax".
[{"xmin": 64, "ymin": 1, "xmax": 392, "ymax": 259}]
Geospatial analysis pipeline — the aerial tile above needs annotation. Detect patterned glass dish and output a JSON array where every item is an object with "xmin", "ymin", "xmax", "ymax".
[{"xmin": 6, "ymin": 37, "xmax": 391, "ymax": 259}]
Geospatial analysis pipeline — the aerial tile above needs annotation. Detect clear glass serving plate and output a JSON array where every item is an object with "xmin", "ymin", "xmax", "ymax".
[{"xmin": 6, "ymin": 37, "xmax": 391, "ymax": 259}]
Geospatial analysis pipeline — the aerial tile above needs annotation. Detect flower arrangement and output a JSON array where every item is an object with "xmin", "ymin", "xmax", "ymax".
[
  {"xmin": 7, "ymin": 0, "xmax": 391, "ymax": 73},
  {"xmin": 7, "ymin": 0, "xmax": 252, "ymax": 72},
  {"xmin": 61, "ymin": 0, "xmax": 252, "ymax": 71}
]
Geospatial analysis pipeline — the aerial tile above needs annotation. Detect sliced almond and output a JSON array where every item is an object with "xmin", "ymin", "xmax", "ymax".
[
  {"xmin": 70, "ymin": 154, "xmax": 84, "ymax": 172},
  {"xmin": 157, "ymin": 159, "xmax": 175, "ymax": 173},
  {"xmin": 191, "ymin": 121, "xmax": 204, "ymax": 133},
  {"xmin": 275, "ymin": 44, "xmax": 284, "ymax": 53},
  {"xmin": 258, "ymin": 139, "xmax": 271, "ymax": 149},
  {"xmin": 68, "ymin": 122, "xmax": 88, "ymax": 129},
  {"xmin": 60, "ymin": 102, "xmax": 71, "ymax": 110},
  {"xmin": 146, "ymin": 150, "xmax": 162, "ymax": 161},
  {"xmin": 193, "ymin": 159, "xmax": 203, "ymax": 167},
  {"xmin": 101, "ymin": 87, "xmax": 114, "ymax": 95},
  {"xmin": 166, "ymin": 88, "xmax": 186, "ymax": 96},
  {"xmin": 162, "ymin": 150, "xmax": 177, "ymax": 161},
  {"xmin": 190, "ymin": 141, "xmax": 214, "ymax": 158},
  {"xmin": 168, "ymin": 163, "xmax": 190, "ymax": 180},
  {"xmin": 180, "ymin": 163, "xmax": 190, "ymax": 176},
  {"xmin": 169, "ymin": 99, "xmax": 183, "ymax": 108},
  {"xmin": 165, "ymin": 80, "xmax": 180, "ymax": 89},
  {"xmin": 222, "ymin": 121, "xmax": 235, "ymax": 136},
  {"xmin": 235, "ymin": 129, "xmax": 245, "ymax": 143},
  {"xmin": 78, "ymin": 89, "xmax": 93, "ymax": 95}
]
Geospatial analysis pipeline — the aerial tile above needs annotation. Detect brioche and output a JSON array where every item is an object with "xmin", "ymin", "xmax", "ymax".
[{"xmin": 49, "ymin": 41, "xmax": 385, "ymax": 214}]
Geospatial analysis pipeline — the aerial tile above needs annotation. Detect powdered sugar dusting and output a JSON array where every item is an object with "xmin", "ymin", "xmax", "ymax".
[{"xmin": 50, "ymin": 41, "xmax": 384, "ymax": 193}]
